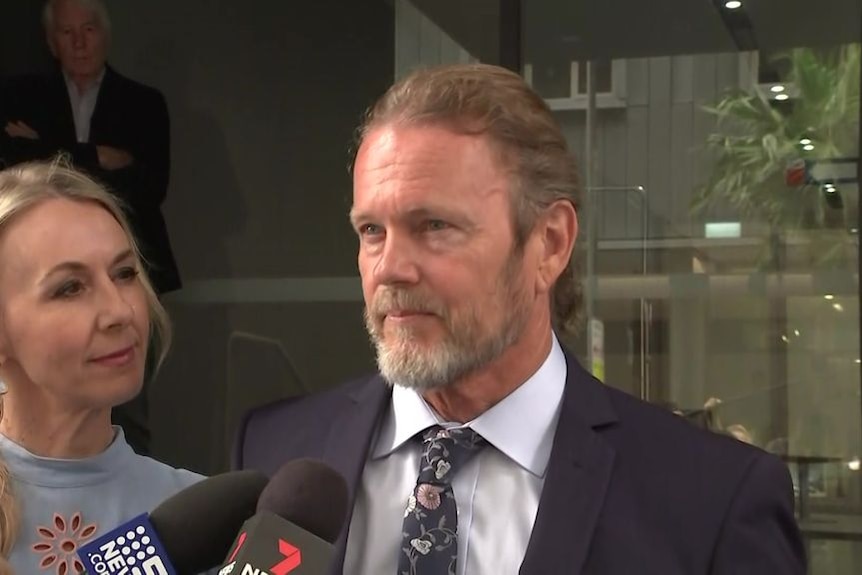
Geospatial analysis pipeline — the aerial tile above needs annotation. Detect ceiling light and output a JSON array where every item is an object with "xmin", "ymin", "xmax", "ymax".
[
  {"xmin": 781, "ymin": 335, "xmax": 789, "ymax": 343},
  {"xmin": 794, "ymin": 329, "xmax": 801, "ymax": 337},
  {"xmin": 834, "ymin": 303, "xmax": 844, "ymax": 312},
  {"xmin": 771, "ymin": 85, "xmax": 786, "ymax": 93},
  {"xmin": 799, "ymin": 138, "xmax": 811, "ymax": 145},
  {"xmin": 850, "ymin": 458, "xmax": 861, "ymax": 472},
  {"xmin": 825, "ymin": 294, "xmax": 835, "ymax": 300},
  {"xmin": 856, "ymin": 359, "xmax": 861, "ymax": 364},
  {"xmin": 775, "ymin": 93, "xmax": 790, "ymax": 101},
  {"xmin": 725, "ymin": 0, "xmax": 742, "ymax": 9},
  {"xmin": 851, "ymin": 228, "xmax": 859, "ymax": 234},
  {"xmin": 803, "ymin": 144, "xmax": 815, "ymax": 151}
]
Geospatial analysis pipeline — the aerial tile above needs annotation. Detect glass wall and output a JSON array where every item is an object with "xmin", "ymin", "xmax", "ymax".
[
  {"xmin": 400, "ymin": 0, "xmax": 861, "ymax": 571},
  {"xmin": 528, "ymin": 2, "xmax": 861, "ymax": 572}
]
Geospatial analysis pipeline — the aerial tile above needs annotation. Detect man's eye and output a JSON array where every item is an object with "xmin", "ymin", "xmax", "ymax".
[
  {"xmin": 426, "ymin": 220, "xmax": 449, "ymax": 231},
  {"xmin": 360, "ymin": 223, "xmax": 383, "ymax": 236}
]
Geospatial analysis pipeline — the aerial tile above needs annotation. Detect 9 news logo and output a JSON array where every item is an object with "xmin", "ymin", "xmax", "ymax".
[{"xmin": 78, "ymin": 515, "xmax": 171, "ymax": 575}]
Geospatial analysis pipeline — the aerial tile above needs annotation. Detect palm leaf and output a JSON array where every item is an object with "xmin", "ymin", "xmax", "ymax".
[{"xmin": 695, "ymin": 45, "xmax": 860, "ymax": 241}]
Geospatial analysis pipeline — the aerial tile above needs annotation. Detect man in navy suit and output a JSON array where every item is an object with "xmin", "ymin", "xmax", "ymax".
[
  {"xmin": 235, "ymin": 64, "xmax": 805, "ymax": 574},
  {"xmin": 1, "ymin": 0, "xmax": 179, "ymax": 295},
  {"xmin": 1, "ymin": 0, "xmax": 180, "ymax": 456}
]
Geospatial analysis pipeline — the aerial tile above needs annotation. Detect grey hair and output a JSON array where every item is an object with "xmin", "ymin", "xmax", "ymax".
[{"xmin": 42, "ymin": 0, "xmax": 112, "ymax": 36}]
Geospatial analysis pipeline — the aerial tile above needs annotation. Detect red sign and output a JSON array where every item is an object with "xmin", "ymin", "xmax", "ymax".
[
  {"xmin": 227, "ymin": 532, "xmax": 248, "ymax": 563},
  {"xmin": 785, "ymin": 158, "xmax": 806, "ymax": 187},
  {"xmin": 271, "ymin": 540, "xmax": 302, "ymax": 575}
]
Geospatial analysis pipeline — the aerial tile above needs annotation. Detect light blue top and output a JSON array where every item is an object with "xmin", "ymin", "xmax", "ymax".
[{"xmin": 1, "ymin": 427, "xmax": 203, "ymax": 575}]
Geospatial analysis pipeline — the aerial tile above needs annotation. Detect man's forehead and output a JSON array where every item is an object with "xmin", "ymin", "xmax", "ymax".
[{"xmin": 54, "ymin": 1, "xmax": 100, "ymax": 24}]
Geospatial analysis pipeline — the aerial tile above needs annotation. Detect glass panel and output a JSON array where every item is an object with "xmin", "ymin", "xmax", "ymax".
[
  {"xmin": 393, "ymin": 0, "xmax": 477, "ymax": 79},
  {"xmin": 525, "ymin": 1, "xmax": 861, "ymax": 572}
]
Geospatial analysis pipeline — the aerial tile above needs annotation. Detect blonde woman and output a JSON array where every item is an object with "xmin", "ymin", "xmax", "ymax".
[{"xmin": 0, "ymin": 160, "xmax": 202, "ymax": 574}]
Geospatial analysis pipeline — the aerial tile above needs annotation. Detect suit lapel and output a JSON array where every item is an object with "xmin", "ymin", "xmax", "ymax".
[
  {"xmin": 88, "ymin": 66, "xmax": 115, "ymax": 141},
  {"xmin": 321, "ymin": 376, "xmax": 390, "ymax": 574},
  {"xmin": 49, "ymin": 72, "xmax": 77, "ymax": 144},
  {"xmin": 47, "ymin": 66, "xmax": 114, "ymax": 144},
  {"xmin": 520, "ymin": 354, "xmax": 618, "ymax": 575}
]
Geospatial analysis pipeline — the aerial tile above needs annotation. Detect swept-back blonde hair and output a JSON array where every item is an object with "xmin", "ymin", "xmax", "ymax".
[
  {"xmin": 0, "ymin": 158, "xmax": 172, "ymax": 564},
  {"xmin": 0, "ymin": 456, "xmax": 13, "ymax": 574}
]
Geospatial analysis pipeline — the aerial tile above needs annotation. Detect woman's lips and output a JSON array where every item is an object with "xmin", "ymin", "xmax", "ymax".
[{"xmin": 90, "ymin": 346, "xmax": 135, "ymax": 367}]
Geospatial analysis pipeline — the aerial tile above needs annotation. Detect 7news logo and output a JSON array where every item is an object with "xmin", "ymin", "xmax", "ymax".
[{"xmin": 220, "ymin": 532, "xmax": 302, "ymax": 575}]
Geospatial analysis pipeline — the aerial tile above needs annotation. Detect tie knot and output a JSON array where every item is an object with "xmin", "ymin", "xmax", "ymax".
[{"xmin": 417, "ymin": 426, "xmax": 486, "ymax": 485}]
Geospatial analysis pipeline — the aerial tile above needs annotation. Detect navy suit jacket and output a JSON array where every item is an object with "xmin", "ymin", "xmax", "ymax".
[
  {"xmin": 235, "ymin": 352, "xmax": 805, "ymax": 574},
  {"xmin": 0, "ymin": 66, "xmax": 180, "ymax": 293}
]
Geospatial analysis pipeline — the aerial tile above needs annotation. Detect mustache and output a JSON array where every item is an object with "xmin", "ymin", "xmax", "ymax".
[{"xmin": 369, "ymin": 288, "xmax": 447, "ymax": 318}]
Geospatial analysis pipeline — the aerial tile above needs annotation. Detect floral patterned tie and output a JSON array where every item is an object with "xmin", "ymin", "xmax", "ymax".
[{"xmin": 398, "ymin": 426, "xmax": 487, "ymax": 575}]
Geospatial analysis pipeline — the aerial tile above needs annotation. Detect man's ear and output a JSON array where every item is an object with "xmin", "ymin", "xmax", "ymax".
[{"xmin": 535, "ymin": 200, "xmax": 578, "ymax": 294}]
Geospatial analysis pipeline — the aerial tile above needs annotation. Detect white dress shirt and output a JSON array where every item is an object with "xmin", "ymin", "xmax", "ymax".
[
  {"xmin": 63, "ymin": 68, "xmax": 105, "ymax": 143},
  {"xmin": 343, "ymin": 336, "xmax": 567, "ymax": 575}
]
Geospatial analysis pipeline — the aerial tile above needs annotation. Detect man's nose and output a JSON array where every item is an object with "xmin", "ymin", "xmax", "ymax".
[{"xmin": 373, "ymin": 233, "xmax": 421, "ymax": 287}]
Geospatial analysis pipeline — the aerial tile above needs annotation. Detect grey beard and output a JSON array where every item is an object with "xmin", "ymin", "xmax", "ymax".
[{"xmin": 365, "ymin": 305, "xmax": 528, "ymax": 392}]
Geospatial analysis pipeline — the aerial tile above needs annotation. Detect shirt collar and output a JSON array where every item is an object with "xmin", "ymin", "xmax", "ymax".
[
  {"xmin": 63, "ymin": 66, "xmax": 106, "ymax": 96},
  {"xmin": 372, "ymin": 335, "xmax": 568, "ymax": 478},
  {"xmin": 372, "ymin": 382, "xmax": 439, "ymax": 460}
]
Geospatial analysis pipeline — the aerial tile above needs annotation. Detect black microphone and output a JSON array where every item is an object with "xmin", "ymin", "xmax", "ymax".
[
  {"xmin": 219, "ymin": 459, "xmax": 349, "ymax": 575},
  {"xmin": 150, "ymin": 469, "xmax": 270, "ymax": 573},
  {"xmin": 78, "ymin": 470, "xmax": 269, "ymax": 575}
]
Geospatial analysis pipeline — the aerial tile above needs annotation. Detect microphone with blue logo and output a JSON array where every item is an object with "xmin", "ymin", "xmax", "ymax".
[
  {"xmin": 78, "ymin": 513, "xmax": 174, "ymax": 575},
  {"xmin": 77, "ymin": 470, "xmax": 269, "ymax": 574}
]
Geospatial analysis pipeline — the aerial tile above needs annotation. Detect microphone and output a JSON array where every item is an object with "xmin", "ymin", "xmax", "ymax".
[
  {"xmin": 77, "ymin": 470, "xmax": 269, "ymax": 575},
  {"xmin": 219, "ymin": 459, "xmax": 349, "ymax": 575}
]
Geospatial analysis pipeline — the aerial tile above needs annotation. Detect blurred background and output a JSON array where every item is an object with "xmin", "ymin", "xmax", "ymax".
[{"xmin": 2, "ymin": 1, "xmax": 860, "ymax": 571}]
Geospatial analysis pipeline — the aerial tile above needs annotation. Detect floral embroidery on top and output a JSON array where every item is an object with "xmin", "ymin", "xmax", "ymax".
[{"xmin": 31, "ymin": 512, "xmax": 98, "ymax": 575}]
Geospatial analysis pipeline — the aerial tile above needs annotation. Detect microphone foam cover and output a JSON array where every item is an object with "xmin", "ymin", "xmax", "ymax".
[
  {"xmin": 149, "ymin": 469, "xmax": 270, "ymax": 573},
  {"xmin": 256, "ymin": 458, "xmax": 349, "ymax": 544}
]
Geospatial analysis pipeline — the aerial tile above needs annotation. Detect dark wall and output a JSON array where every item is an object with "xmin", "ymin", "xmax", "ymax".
[
  {"xmin": 0, "ymin": 1, "xmax": 53, "ymax": 76},
  {"xmin": 2, "ymin": 0, "xmax": 394, "ymax": 474}
]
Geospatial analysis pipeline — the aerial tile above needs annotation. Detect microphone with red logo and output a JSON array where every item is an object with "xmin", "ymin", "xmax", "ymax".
[
  {"xmin": 218, "ymin": 459, "xmax": 349, "ymax": 575},
  {"xmin": 77, "ymin": 470, "xmax": 269, "ymax": 575}
]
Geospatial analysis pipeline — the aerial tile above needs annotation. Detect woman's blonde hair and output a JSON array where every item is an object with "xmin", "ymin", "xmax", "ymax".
[
  {"xmin": 0, "ymin": 158, "xmax": 173, "ymax": 563},
  {"xmin": 0, "ymin": 435, "xmax": 15, "ymax": 568}
]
